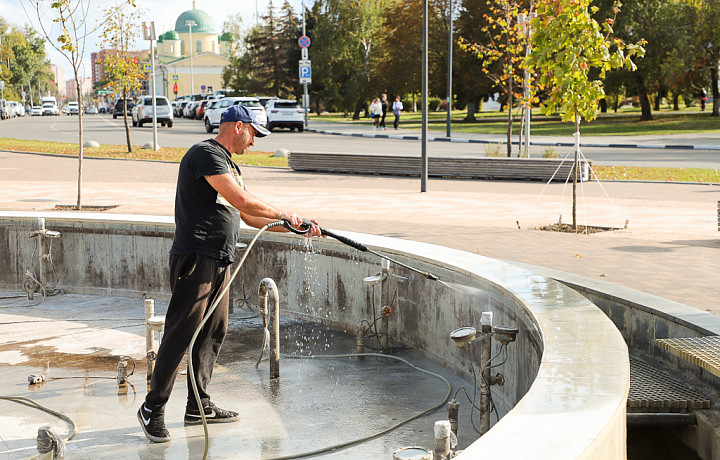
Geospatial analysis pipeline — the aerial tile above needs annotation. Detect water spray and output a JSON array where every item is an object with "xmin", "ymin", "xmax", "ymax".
[{"xmin": 282, "ymin": 221, "xmax": 440, "ymax": 281}]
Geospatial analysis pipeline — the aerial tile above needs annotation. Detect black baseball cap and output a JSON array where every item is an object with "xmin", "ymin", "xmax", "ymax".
[{"xmin": 221, "ymin": 105, "xmax": 270, "ymax": 137}]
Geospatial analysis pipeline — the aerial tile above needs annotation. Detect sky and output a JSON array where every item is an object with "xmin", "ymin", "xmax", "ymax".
[{"xmin": 1, "ymin": 0, "xmax": 310, "ymax": 82}]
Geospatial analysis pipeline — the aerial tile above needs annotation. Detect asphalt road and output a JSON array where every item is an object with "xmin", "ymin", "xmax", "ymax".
[{"xmin": 1, "ymin": 114, "xmax": 719, "ymax": 168}]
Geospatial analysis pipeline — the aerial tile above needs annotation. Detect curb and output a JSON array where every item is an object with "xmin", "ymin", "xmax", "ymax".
[{"xmin": 307, "ymin": 128, "xmax": 720, "ymax": 151}]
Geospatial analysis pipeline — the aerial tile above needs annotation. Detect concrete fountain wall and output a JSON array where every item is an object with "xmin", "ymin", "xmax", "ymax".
[{"xmin": 0, "ymin": 212, "xmax": 630, "ymax": 459}]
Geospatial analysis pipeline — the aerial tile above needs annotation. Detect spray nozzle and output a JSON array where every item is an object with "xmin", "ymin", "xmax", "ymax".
[{"xmin": 278, "ymin": 219, "xmax": 314, "ymax": 235}]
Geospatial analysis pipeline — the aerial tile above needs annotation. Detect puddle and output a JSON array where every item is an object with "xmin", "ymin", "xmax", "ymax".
[{"xmin": 0, "ymin": 294, "xmax": 478, "ymax": 459}]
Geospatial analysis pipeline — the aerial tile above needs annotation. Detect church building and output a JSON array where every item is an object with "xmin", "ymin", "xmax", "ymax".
[{"xmin": 153, "ymin": 2, "xmax": 235, "ymax": 99}]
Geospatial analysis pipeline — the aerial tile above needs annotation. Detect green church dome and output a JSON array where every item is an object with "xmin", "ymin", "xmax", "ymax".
[
  {"xmin": 163, "ymin": 30, "xmax": 180, "ymax": 41},
  {"xmin": 174, "ymin": 9, "xmax": 217, "ymax": 34}
]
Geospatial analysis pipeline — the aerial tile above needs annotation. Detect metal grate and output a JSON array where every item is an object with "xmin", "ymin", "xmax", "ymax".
[
  {"xmin": 628, "ymin": 357, "xmax": 711, "ymax": 411},
  {"xmin": 657, "ymin": 336, "xmax": 720, "ymax": 379}
]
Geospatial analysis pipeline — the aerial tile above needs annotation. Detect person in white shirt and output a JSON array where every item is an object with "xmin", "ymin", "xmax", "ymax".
[
  {"xmin": 369, "ymin": 98, "xmax": 381, "ymax": 129},
  {"xmin": 391, "ymin": 96, "xmax": 403, "ymax": 130}
]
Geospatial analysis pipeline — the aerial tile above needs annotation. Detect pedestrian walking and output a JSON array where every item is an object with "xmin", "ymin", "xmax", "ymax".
[
  {"xmin": 379, "ymin": 94, "xmax": 389, "ymax": 130},
  {"xmin": 370, "ymin": 98, "xmax": 381, "ymax": 129},
  {"xmin": 700, "ymin": 88, "xmax": 708, "ymax": 111},
  {"xmin": 137, "ymin": 104, "xmax": 322, "ymax": 443},
  {"xmin": 391, "ymin": 96, "xmax": 403, "ymax": 130}
]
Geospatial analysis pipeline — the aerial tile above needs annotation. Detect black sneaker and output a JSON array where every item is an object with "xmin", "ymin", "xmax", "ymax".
[
  {"xmin": 184, "ymin": 402, "xmax": 240, "ymax": 425},
  {"xmin": 137, "ymin": 404, "xmax": 171, "ymax": 443}
]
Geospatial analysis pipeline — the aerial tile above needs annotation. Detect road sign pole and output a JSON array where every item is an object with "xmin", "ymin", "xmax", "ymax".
[{"xmin": 301, "ymin": 2, "xmax": 309, "ymax": 128}]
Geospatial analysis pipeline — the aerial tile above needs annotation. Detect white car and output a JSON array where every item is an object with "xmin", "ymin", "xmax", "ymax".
[
  {"xmin": 31, "ymin": 106, "xmax": 43, "ymax": 116},
  {"xmin": 131, "ymin": 95, "xmax": 173, "ymax": 127},
  {"xmin": 67, "ymin": 101, "xmax": 79, "ymax": 115},
  {"xmin": 265, "ymin": 99, "xmax": 304, "ymax": 132},
  {"xmin": 203, "ymin": 96, "xmax": 267, "ymax": 133},
  {"xmin": 42, "ymin": 103, "xmax": 59, "ymax": 116}
]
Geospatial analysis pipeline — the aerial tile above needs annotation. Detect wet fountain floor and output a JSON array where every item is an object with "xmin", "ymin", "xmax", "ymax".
[{"xmin": 0, "ymin": 293, "xmax": 477, "ymax": 459}]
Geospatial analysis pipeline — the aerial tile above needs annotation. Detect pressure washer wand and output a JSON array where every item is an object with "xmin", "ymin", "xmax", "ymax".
[{"xmin": 283, "ymin": 220, "xmax": 439, "ymax": 281}]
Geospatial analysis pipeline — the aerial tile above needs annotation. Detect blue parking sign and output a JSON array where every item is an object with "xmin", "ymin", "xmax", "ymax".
[{"xmin": 299, "ymin": 60, "xmax": 311, "ymax": 84}]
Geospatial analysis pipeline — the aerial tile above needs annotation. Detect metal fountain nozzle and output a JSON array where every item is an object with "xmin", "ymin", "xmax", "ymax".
[{"xmin": 450, "ymin": 327, "xmax": 477, "ymax": 347}]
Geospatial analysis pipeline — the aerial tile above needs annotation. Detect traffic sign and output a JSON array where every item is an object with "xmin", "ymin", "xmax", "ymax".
[
  {"xmin": 201, "ymin": 85, "xmax": 206, "ymax": 91},
  {"xmin": 172, "ymin": 74, "xmax": 179, "ymax": 81},
  {"xmin": 301, "ymin": 47, "xmax": 308, "ymax": 60},
  {"xmin": 298, "ymin": 35, "xmax": 310, "ymax": 48},
  {"xmin": 299, "ymin": 60, "xmax": 312, "ymax": 84}
]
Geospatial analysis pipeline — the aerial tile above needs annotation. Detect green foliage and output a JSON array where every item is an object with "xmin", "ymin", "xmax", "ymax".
[
  {"xmin": 98, "ymin": 4, "xmax": 144, "ymax": 99},
  {"xmin": 529, "ymin": 0, "xmax": 645, "ymax": 123},
  {"xmin": 223, "ymin": 2, "xmax": 300, "ymax": 98}
]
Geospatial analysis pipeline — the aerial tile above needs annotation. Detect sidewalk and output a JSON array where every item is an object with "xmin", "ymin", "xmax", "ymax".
[
  {"xmin": 0, "ymin": 149, "xmax": 718, "ymax": 315},
  {"xmin": 306, "ymin": 120, "xmax": 720, "ymax": 151}
]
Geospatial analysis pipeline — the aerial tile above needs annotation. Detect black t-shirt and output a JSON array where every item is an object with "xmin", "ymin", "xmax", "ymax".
[{"xmin": 170, "ymin": 139, "xmax": 244, "ymax": 262}]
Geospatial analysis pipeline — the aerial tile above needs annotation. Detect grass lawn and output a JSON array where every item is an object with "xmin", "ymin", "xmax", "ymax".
[
  {"xmin": 313, "ymin": 108, "xmax": 720, "ymax": 136},
  {"xmin": 2, "ymin": 137, "xmax": 719, "ymax": 183},
  {"xmin": 0, "ymin": 138, "xmax": 284, "ymax": 167}
]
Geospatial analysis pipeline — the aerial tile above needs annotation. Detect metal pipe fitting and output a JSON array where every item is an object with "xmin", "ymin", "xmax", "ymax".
[{"xmin": 259, "ymin": 278, "xmax": 280, "ymax": 379}]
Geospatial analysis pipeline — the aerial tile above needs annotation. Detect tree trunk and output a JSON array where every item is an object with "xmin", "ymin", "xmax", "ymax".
[
  {"xmin": 76, "ymin": 78, "xmax": 84, "ymax": 211},
  {"xmin": 673, "ymin": 93, "xmax": 680, "ymax": 111},
  {"xmin": 352, "ymin": 98, "xmax": 364, "ymax": 120},
  {"xmin": 572, "ymin": 105, "xmax": 579, "ymax": 231},
  {"xmin": 712, "ymin": 65, "xmax": 719, "ymax": 117},
  {"xmin": 599, "ymin": 98, "xmax": 607, "ymax": 113},
  {"xmin": 506, "ymin": 82, "xmax": 513, "ymax": 157},
  {"xmin": 123, "ymin": 88, "xmax": 132, "ymax": 152},
  {"xmin": 636, "ymin": 72, "xmax": 653, "ymax": 121},
  {"xmin": 464, "ymin": 97, "xmax": 478, "ymax": 122}
]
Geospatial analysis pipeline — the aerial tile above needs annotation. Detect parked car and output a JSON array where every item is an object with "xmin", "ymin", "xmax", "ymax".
[
  {"xmin": 131, "ymin": 95, "xmax": 173, "ymax": 127},
  {"xmin": 13, "ymin": 102, "xmax": 26, "ymax": 117},
  {"xmin": 184, "ymin": 100, "xmax": 200, "ymax": 119},
  {"xmin": 87, "ymin": 106, "xmax": 98, "ymax": 114},
  {"xmin": 0, "ymin": 99, "xmax": 8, "ymax": 119},
  {"xmin": 31, "ymin": 106, "xmax": 43, "ymax": 116},
  {"xmin": 42, "ymin": 102, "xmax": 60, "ymax": 116},
  {"xmin": 175, "ymin": 101, "xmax": 188, "ymax": 118},
  {"xmin": 258, "ymin": 96, "xmax": 277, "ymax": 108},
  {"xmin": 265, "ymin": 99, "xmax": 304, "ymax": 132},
  {"xmin": 203, "ymin": 96, "xmax": 267, "ymax": 133},
  {"xmin": 66, "ymin": 101, "xmax": 79, "ymax": 115},
  {"xmin": 195, "ymin": 100, "xmax": 211, "ymax": 120},
  {"xmin": 113, "ymin": 98, "xmax": 135, "ymax": 119}
]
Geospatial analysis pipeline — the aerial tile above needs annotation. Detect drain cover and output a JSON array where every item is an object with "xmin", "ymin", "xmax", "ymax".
[{"xmin": 628, "ymin": 357, "xmax": 710, "ymax": 411}]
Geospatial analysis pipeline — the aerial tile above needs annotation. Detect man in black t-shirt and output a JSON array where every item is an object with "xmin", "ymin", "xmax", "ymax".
[{"xmin": 138, "ymin": 105, "xmax": 321, "ymax": 443}]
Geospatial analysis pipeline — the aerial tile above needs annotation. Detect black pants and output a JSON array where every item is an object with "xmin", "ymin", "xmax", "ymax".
[
  {"xmin": 394, "ymin": 114, "xmax": 400, "ymax": 129},
  {"xmin": 380, "ymin": 111, "xmax": 387, "ymax": 128},
  {"xmin": 144, "ymin": 253, "xmax": 230, "ymax": 413}
]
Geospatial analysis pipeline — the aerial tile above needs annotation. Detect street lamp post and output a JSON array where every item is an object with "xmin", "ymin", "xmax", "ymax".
[
  {"xmin": 186, "ymin": 19, "xmax": 196, "ymax": 95},
  {"xmin": 446, "ymin": 0, "xmax": 453, "ymax": 138},
  {"xmin": 143, "ymin": 21, "xmax": 159, "ymax": 151},
  {"xmin": 518, "ymin": 12, "xmax": 536, "ymax": 158}
]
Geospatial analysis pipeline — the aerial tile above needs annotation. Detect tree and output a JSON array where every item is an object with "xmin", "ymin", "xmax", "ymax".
[
  {"xmin": 99, "ymin": 2, "xmax": 144, "ymax": 152},
  {"xmin": 312, "ymin": 0, "xmax": 395, "ymax": 118},
  {"xmin": 454, "ymin": 0, "xmax": 497, "ymax": 121},
  {"xmin": 8, "ymin": 26, "xmax": 52, "ymax": 107},
  {"xmin": 224, "ymin": 2, "xmax": 300, "ymax": 98},
  {"xmin": 28, "ymin": 0, "xmax": 101, "ymax": 210},
  {"xmin": 460, "ymin": 0, "xmax": 531, "ymax": 157},
  {"xmin": 529, "ymin": 0, "xmax": 644, "ymax": 229},
  {"xmin": 377, "ymin": 0, "xmax": 453, "ymax": 110}
]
